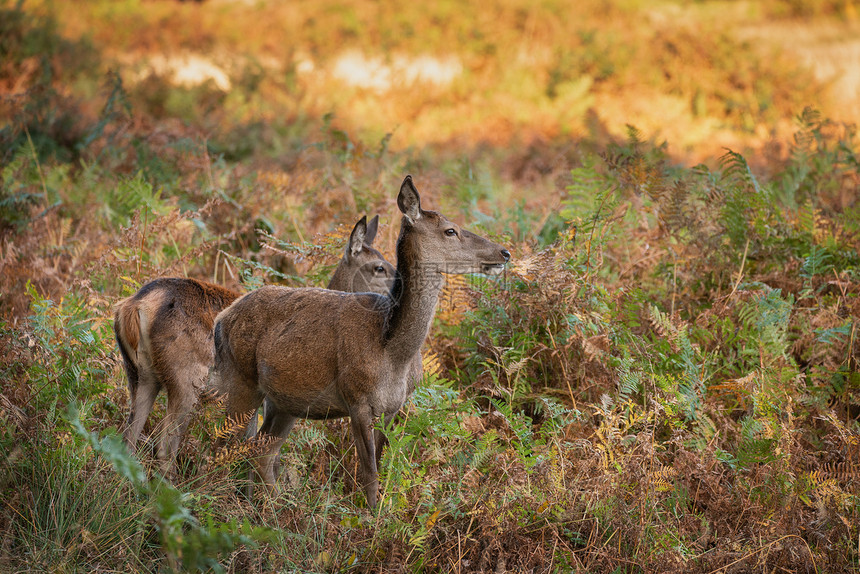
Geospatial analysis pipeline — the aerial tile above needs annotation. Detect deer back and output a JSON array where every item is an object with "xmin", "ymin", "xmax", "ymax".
[
  {"xmin": 115, "ymin": 215, "xmax": 393, "ymax": 391},
  {"xmin": 114, "ymin": 278, "xmax": 240, "ymax": 383}
]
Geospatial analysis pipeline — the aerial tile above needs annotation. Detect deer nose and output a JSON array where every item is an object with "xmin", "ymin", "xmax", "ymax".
[{"xmin": 500, "ymin": 249, "xmax": 511, "ymax": 262}]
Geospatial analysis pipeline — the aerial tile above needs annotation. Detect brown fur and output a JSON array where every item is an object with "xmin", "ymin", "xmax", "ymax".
[
  {"xmin": 212, "ymin": 176, "xmax": 510, "ymax": 508},
  {"xmin": 114, "ymin": 216, "xmax": 394, "ymax": 475},
  {"xmin": 114, "ymin": 279, "xmax": 239, "ymax": 473}
]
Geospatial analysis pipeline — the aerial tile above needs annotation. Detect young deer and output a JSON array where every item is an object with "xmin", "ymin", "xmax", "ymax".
[
  {"xmin": 114, "ymin": 215, "xmax": 394, "ymax": 474},
  {"xmin": 212, "ymin": 176, "xmax": 510, "ymax": 508}
]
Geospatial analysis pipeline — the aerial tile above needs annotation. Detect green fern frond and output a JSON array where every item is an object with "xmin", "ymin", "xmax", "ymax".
[
  {"xmin": 616, "ymin": 356, "xmax": 641, "ymax": 402},
  {"xmin": 470, "ymin": 429, "xmax": 500, "ymax": 470},
  {"xmin": 793, "ymin": 107, "xmax": 823, "ymax": 151},
  {"xmin": 800, "ymin": 245, "xmax": 833, "ymax": 280},
  {"xmin": 490, "ymin": 398, "xmax": 541, "ymax": 470},
  {"xmin": 719, "ymin": 149, "xmax": 761, "ymax": 194}
]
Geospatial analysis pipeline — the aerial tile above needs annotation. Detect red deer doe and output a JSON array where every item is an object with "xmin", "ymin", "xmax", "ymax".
[
  {"xmin": 114, "ymin": 215, "xmax": 394, "ymax": 475},
  {"xmin": 211, "ymin": 175, "xmax": 510, "ymax": 508}
]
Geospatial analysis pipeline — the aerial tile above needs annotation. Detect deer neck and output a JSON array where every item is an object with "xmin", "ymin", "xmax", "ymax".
[{"xmin": 384, "ymin": 224, "xmax": 443, "ymax": 365}]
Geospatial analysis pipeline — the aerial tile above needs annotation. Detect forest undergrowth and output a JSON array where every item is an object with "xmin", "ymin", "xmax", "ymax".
[{"xmin": 1, "ymin": 1, "xmax": 859, "ymax": 572}]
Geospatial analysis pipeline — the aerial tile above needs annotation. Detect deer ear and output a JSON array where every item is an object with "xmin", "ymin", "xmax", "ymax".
[
  {"xmin": 364, "ymin": 215, "xmax": 379, "ymax": 246},
  {"xmin": 347, "ymin": 215, "xmax": 368, "ymax": 258},
  {"xmin": 397, "ymin": 175, "xmax": 421, "ymax": 223}
]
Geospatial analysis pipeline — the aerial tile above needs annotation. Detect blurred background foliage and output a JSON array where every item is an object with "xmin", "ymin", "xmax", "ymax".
[{"xmin": 1, "ymin": 0, "xmax": 858, "ymax": 571}]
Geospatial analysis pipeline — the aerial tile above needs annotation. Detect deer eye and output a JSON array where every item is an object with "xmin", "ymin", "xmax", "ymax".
[
  {"xmin": 374, "ymin": 265, "xmax": 386, "ymax": 274},
  {"xmin": 445, "ymin": 228, "xmax": 457, "ymax": 237}
]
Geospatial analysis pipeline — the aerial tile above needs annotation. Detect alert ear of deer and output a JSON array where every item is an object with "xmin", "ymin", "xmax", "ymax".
[
  {"xmin": 327, "ymin": 215, "xmax": 395, "ymax": 295},
  {"xmin": 113, "ymin": 215, "xmax": 394, "ymax": 476},
  {"xmin": 212, "ymin": 175, "xmax": 510, "ymax": 509}
]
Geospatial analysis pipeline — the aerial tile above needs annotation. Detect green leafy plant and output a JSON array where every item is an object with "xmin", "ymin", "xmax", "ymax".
[{"xmin": 67, "ymin": 403, "xmax": 271, "ymax": 572}]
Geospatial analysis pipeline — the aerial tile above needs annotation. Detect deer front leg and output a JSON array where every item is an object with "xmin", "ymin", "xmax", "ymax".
[{"xmin": 349, "ymin": 401, "xmax": 378, "ymax": 509}]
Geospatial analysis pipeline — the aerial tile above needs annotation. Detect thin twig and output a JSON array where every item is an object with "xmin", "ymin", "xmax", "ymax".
[{"xmin": 727, "ymin": 238, "xmax": 750, "ymax": 299}]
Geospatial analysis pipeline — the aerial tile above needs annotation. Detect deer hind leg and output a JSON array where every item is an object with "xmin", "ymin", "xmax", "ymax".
[
  {"xmin": 240, "ymin": 398, "xmax": 277, "ymax": 495},
  {"xmin": 155, "ymin": 362, "xmax": 208, "ymax": 476},
  {"xmin": 117, "ymin": 345, "xmax": 140, "ymax": 434},
  {"xmin": 214, "ymin": 369, "xmax": 265, "ymax": 454},
  {"xmin": 212, "ymin": 328, "xmax": 264, "ymax": 450},
  {"xmin": 253, "ymin": 405, "xmax": 297, "ymax": 489},
  {"xmin": 123, "ymin": 369, "xmax": 160, "ymax": 454},
  {"xmin": 123, "ymin": 306, "xmax": 159, "ymax": 453},
  {"xmin": 349, "ymin": 401, "xmax": 378, "ymax": 509},
  {"xmin": 243, "ymin": 398, "xmax": 276, "ymax": 442}
]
